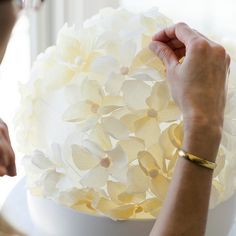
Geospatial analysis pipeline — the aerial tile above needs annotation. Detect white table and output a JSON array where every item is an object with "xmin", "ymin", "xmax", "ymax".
[{"xmin": 1, "ymin": 178, "xmax": 236, "ymax": 236}]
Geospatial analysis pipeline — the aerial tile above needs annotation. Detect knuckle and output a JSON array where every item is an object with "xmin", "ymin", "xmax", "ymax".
[
  {"xmin": 176, "ymin": 22, "xmax": 188, "ymax": 29},
  {"xmin": 191, "ymin": 38, "xmax": 210, "ymax": 51},
  {"xmin": 214, "ymin": 45, "xmax": 226, "ymax": 56}
]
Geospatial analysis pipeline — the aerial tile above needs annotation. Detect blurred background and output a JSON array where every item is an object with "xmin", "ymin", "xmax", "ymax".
[{"xmin": 0, "ymin": 0, "xmax": 235, "ymax": 206}]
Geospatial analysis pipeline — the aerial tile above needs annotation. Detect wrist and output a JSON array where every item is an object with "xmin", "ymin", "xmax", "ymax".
[{"xmin": 182, "ymin": 116, "xmax": 223, "ymax": 162}]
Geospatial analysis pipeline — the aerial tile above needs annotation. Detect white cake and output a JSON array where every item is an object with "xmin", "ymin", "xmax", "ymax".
[{"xmin": 15, "ymin": 7, "xmax": 236, "ymax": 235}]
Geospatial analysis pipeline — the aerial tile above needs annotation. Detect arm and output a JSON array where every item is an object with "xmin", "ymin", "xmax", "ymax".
[
  {"xmin": 0, "ymin": 1, "xmax": 18, "ymax": 176},
  {"xmin": 149, "ymin": 23, "xmax": 230, "ymax": 236},
  {"xmin": 0, "ymin": 0, "xmax": 18, "ymax": 63}
]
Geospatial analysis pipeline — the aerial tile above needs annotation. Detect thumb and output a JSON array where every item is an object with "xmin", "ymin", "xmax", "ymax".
[{"xmin": 149, "ymin": 41, "xmax": 178, "ymax": 68}]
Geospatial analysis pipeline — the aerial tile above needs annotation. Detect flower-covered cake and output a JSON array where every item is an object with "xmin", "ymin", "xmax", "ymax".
[{"xmin": 15, "ymin": 8, "xmax": 236, "ymax": 220}]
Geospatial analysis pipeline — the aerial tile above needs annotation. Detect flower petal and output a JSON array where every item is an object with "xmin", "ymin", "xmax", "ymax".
[
  {"xmin": 138, "ymin": 151, "xmax": 160, "ymax": 178},
  {"xmin": 107, "ymin": 145, "xmax": 128, "ymax": 168},
  {"xmin": 80, "ymin": 165, "xmax": 109, "ymax": 188},
  {"xmin": 105, "ymin": 73, "xmax": 125, "ymax": 95},
  {"xmin": 71, "ymin": 144, "xmax": 98, "ymax": 170},
  {"xmin": 102, "ymin": 116, "xmax": 129, "ymax": 140},
  {"xmin": 119, "ymin": 137, "xmax": 145, "ymax": 162},
  {"xmin": 89, "ymin": 124, "xmax": 112, "ymax": 151},
  {"xmin": 127, "ymin": 165, "xmax": 150, "ymax": 193},
  {"xmin": 146, "ymin": 81, "xmax": 170, "ymax": 111},
  {"xmin": 150, "ymin": 174, "xmax": 170, "ymax": 201},
  {"xmin": 158, "ymin": 101, "xmax": 181, "ymax": 122},
  {"xmin": 62, "ymin": 101, "xmax": 97, "ymax": 122},
  {"xmin": 122, "ymin": 80, "xmax": 151, "ymax": 110},
  {"xmin": 135, "ymin": 117, "xmax": 161, "ymax": 148}
]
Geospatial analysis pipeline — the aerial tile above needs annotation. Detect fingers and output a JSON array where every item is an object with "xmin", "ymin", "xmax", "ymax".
[
  {"xmin": 149, "ymin": 41, "xmax": 179, "ymax": 68},
  {"xmin": 0, "ymin": 120, "xmax": 16, "ymax": 177},
  {"xmin": 153, "ymin": 23, "xmax": 198, "ymax": 48}
]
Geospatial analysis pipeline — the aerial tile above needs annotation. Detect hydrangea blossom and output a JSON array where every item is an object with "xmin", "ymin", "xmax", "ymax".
[{"xmin": 15, "ymin": 7, "xmax": 236, "ymax": 220}]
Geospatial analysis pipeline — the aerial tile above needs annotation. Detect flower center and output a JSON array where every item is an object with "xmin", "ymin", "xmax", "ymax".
[
  {"xmin": 149, "ymin": 169, "xmax": 158, "ymax": 178},
  {"xmin": 147, "ymin": 109, "xmax": 157, "ymax": 118},
  {"xmin": 100, "ymin": 157, "xmax": 111, "ymax": 168},
  {"xmin": 91, "ymin": 103, "xmax": 100, "ymax": 113},
  {"xmin": 120, "ymin": 66, "xmax": 129, "ymax": 75}
]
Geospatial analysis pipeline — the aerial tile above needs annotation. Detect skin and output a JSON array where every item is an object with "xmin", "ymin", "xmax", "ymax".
[
  {"xmin": 149, "ymin": 23, "xmax": 230, "ymax": 236},
  {"xmin": 0, "ymin": 0, "xmax": 18, "ymax": 177}
]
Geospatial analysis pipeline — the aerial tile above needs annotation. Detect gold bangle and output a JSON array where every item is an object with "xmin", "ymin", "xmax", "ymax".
[{"xmin": 178, "ymin": 149, "xmax": 217, "ymax": 170}]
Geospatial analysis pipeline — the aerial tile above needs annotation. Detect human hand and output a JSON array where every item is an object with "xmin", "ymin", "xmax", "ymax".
[
  {"xmin": 0, "ymin": 119, "xmax": 16, "ymax": 177},
  {"xmin": 150, "ymin": 23, "xmax": 230, "ymax": 161}
]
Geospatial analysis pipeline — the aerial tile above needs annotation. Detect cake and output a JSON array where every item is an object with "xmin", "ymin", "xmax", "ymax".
[{"xmin": 15, "ymin": 7, "xmax": 236, "ymax": 226}]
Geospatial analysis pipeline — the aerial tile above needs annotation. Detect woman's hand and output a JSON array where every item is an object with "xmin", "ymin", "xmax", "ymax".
[
  {"xmin": 150, "ymin": 23, "xmax": 230, "ymax": 161},
  {"xmin": 0, "ymin": 119, "xmax": 16, "ymax": 177}
]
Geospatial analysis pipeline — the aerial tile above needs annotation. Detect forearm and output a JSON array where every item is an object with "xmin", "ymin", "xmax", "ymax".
[
  {"xmin": 150, "ymin": 123, "xmax": 221, "ymax": 236},
  {"xmin": 0, "ymin": 1, "xmax": 17, "ymax": 63}
]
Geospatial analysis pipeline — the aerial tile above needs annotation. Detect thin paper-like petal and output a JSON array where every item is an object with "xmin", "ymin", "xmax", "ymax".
[
  {"xmin": 62, "ymin": 101, "xmax": 97, "ymax": 122},
  {"xmin": 109, "ymin": 204, "xmax": 136, "ymax": 220},
  {"xmin": 127, "ymin": 165, "xmax": 150, "ymax": 193},
  {"xmin": 135, "ymin": 117, "xmax": 161, "ymax": 148},
  {"xmin": 80, "ymin": 80, "xmax": 104, "ymax": 105},
  {"xmin": 159, "ymin": 127, "xmax": 176, "ymax": 159},
  {"xmin": 158, "ymin": 101, "xmax": 181, "ymax": 122},
  {"xmin": 213, "ymin": 149, "xmax": 226, "ymax": 177},
  {"xmin": 119, "ymin": 137, "xmax": 145, "ymax": 162},
  {"xmin": 138, "ymin": 151, "xmax": 160, "ymax": 178},
  {"xmin": 130, "ymin": 48, "xmax": 165, "ymax": 77},
  {"xmin": 90, "ymin": 56, "xmax": 119, "ymax": 76},
  {"xmin": 122, "ymin": 80, "xmax": 151, "ymax": 110},
  {"xmin": 147, "ymin": 143, "xmax": 166, "ymax": 172},
  {"xmin": 107, "ymin": 145, "xmax": 128, "ymax": 168},
  {"xmin": 102, "ymin": 116, "xmax": 129, "ymax": 140},
  {"xmin": 140, "ymin": 198, "xmax": 162, "ymax": 213},
  {"xmin": 89, "ymin": 124, "xmax": 112, "ymax": 151},
  {"xmin": 168, "ymin": 123, "xmax": 183, "ymax": 148},
  {"xmin": 105, "ymin": 73, "xmax": 125, "ymax": 95},
  {"xmin": 71, "ymin": 144, "xmax": 98, "ymax": 170},
  {"xmin": 80, "ymin": 165, "xmax": 109, "ymax": 188},
  {"xmin": 146, "ymin": 81, "xmax": 170, "ymax": 111},
  {"xmin": 107, "ymin": 181, "xmax": 126, "ymax": 203},
  {"xmin": 150, "ymin": 175, "xmax": 170, "ymax": 201}
]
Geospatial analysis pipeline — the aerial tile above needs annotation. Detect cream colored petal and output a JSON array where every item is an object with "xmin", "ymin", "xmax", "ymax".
[
  {"xmin": 127, "ymin": 165, "xmax": 150, "ymax": 193},
  {"xmin": 80, "ymin": 79, "xmax": 104, "ymax": 105},
  {"xmin": 120, "ymin": 113, "xmax": 140, "ymax": 132},
  {"xmin": 99, "ymin": 96, "xmax": 124, "ymax": 114},
  {"xmin": 102, "ymin": 116, "xmax": 129, "ymax": 140},
  {"xmin": 89, "ymin": 123, "xmax": 112, "ymax": 151},
  {"xmin": 107, "ymin": 145, "xmax": 128, "ymax": 168},
  {"xmin": 158, "ymin": 101, "xmax": 181, "ymax": 123},
  {"xmin": 213, "ymin": 149, "xmax": 226, "ymax": 177},
  {"xmin": 109, "ymin": 204, "xmax": 137, "ymax": 220},
  {"xmin": 138, "ymin": 151, "xmax": 160, "ymax": 178},
  {"xmin": 31, "ymin": 150, "xmax": 54, "ymax": 170},
  {"xmin": 159, "ymin": 127, "xmax": 176, "ymax": 159},
  {"xmin": 95, "ymin": 197, "xmax": 118, "ymax": 216},
  {"xmin": 80, "ymin": 165, "xmax": 109, "ymax": 188},
  {"xmin": 167, "ymin": 150, "xmax": 178, "ymax": 176},
  {"xmin": 130, "ymin": 48, "xmax": 165, "ymax": 77},
  {"xmin": 146, "ymin": 81, "xmax": 170, "ymax": 111},
  {"xmin": 107, "ymin": 181, "xmax": 126, "ymax": 203},
  {"xmin": 150, "ymin": 174, "xmax": 170, "ymax": 201},
  {"xmin": 62, "ymin": 101, "xmax": 97, "ymax": 122},
  {"xmin": 71, "ymin": 144, "xmax": 98, "ymax": 170},
  {"xmin": 110, "ymin": 166, "xmax": 128, "ymax": 184},
  {"xmin": 168, "ymin": 123, "xmax": 184, "ymax": 148},
  {"xmin": 118, "ymin": 40, "xmax": 137, "ymax": 66},
  {"xmin": 82, "ymin": 139, "xmax": 105, "ymax": 158},
  {"xmin": 122, "ymin": 80, "xmax": 151, "ymax": 110},
  {"xmin": 147, "ymin": 143, "xmax": 166, "ymax": 173},
  {"xmin": 140, "ymin": 198, "xmax": 162, "ymax": 213},
  {"xmin": 90, "ymin": 56, "xmax": 119, "ymax": 76},
  {"xmin": 119, "ymin": 137, "xmax": 145, "ymax": 162},
  {"xmin": 105, "ymin": 73, "xmax": 125, "ymax": 95},
  {"xmin": 135, "ymin": 117, "xmax": 161, "ymax": 148}
]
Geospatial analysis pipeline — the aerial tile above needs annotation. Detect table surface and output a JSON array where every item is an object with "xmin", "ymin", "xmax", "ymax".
[{"xmin": 1, "ymin": 178, "xmax": 236, "ymax": 236}]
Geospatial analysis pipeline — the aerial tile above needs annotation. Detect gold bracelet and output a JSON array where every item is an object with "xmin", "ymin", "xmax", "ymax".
[{"xmin": 178, "ymin": 149, "xmax": 217, "ymax": 170}]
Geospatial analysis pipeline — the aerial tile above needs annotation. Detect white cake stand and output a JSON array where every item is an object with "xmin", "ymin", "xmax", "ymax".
[{"xmin": 2, "ymin": 178, "xmax": 236, "ymax": 236}]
